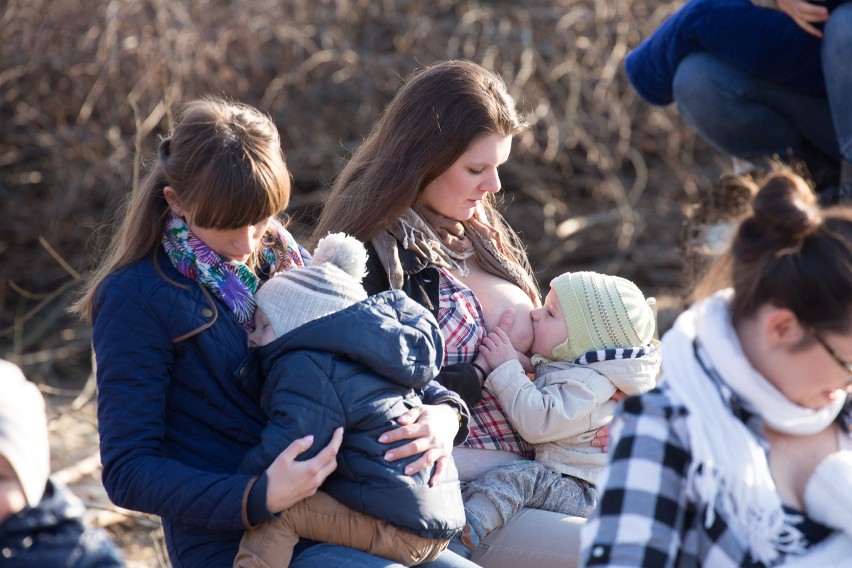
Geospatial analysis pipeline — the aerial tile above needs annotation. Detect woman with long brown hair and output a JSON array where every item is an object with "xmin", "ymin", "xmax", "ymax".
[{"xmin": 313, "ymin": 60, "xmax": 598, "ymax": 567}]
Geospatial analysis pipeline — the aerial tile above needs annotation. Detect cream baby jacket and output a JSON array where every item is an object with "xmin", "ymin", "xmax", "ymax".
[{"xmin": 484, "ymin": 350, "xmax": 661, "ymax": 484}]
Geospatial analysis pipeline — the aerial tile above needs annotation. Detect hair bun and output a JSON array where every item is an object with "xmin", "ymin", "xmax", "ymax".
[
  {"xmin": 749, "ymin": 172, "xmax": 822, "ymax": 244},
  {"xmin": 311, "ymin": 232, "xmax": 368, "ymax": 282}
]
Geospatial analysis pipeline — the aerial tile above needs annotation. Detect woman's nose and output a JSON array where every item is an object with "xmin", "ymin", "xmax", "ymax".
[
  {"xmin": 530, "ymin": 308, "xmax": 542, "ymax": 321},
  {"xmin": 482, "ymin": 169, "xmax": 501, "ymax": 193},
  {"xmin": 234, "ymin": 226, "xmax": 260, "ymax": 255}
]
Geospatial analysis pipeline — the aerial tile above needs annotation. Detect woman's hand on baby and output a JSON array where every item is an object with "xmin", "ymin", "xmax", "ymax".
[
  {"xmin": 589, "ymin": 393, "xmax": 627, "ymax": 453},
  {"xmin": 379, "ymin": 404, "xmax": 457, "ymax": 486},
  {"xmin": 590, "ymin": 424, "xmax": 611, "ymax": 453},
  {"xmin": 479, "ymin": 327, "xmax": 519, "ymax": 371},
  {"xmin": 264, "ymin": 427, "xmax": 343, "ymax": 513}
]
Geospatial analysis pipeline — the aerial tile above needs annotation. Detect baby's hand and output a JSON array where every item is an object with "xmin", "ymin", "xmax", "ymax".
[
  {"xmin": 517, "ymin": 351, "xmax": 533, "ymax": 374},
  {"xmin": 479, "ymin": 327, "xmax": 519, "ymax": 371}
]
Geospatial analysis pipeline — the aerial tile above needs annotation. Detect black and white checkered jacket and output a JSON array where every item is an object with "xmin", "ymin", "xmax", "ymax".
[{"xmin": 580, "ymin": 384, "xmax": 850, "ymax": 567}]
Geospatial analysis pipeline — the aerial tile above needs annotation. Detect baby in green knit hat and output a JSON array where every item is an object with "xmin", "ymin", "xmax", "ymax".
[{"xmin": 450, "ymin": 271, "xmax": 662, "ymax": 558}]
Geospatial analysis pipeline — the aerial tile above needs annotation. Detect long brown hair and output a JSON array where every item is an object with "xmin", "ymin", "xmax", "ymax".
[
  {"xmin": 696, "ymin": 167, "xmax": 852, "ymax": 333},
  {"xmin": 310, "ymin": 60, "xmax": 532, "ymax": 278},
  {"xmin": 72, "ymin": 96, "xmax": 291, "ymax": 321}
]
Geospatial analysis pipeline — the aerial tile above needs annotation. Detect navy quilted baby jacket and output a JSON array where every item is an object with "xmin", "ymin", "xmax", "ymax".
[{"xmin": 239, "ymin": 290, "xmax": 466, "ymax": 540}]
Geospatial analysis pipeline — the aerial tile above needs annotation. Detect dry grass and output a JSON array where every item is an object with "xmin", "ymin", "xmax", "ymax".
[{"xmin": 1, "ymin": 0, "xmax": 728, "ymax": 563}]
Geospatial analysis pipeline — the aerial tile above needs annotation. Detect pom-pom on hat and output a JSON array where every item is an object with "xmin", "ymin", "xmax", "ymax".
[
  {"xmin": 550, "ymin": 271, "xmax": 657, "ymax": 362},
  {"xmin": 255, "ymin": 233, "xmax": 369, "ymax": 338},
  {"xmin": 0, "ymin": 359, "xmax": 50, "ymax": 508}
]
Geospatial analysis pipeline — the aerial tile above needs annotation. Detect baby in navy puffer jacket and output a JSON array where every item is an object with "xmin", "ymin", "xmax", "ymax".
[{"xmin": 234, "ymin": 233, "xmax": 467, "ymax": 568}]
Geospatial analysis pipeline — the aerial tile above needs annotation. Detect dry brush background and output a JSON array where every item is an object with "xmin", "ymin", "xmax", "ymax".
[{"xmin": 1, "ymin": 0, "xmax": 726, "ymax": 564}]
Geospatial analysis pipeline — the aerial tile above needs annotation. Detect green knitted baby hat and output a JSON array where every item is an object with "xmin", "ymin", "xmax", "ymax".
[{"xmin": 550, "ymin": 271, "xmax": 656, "ymax": 362}]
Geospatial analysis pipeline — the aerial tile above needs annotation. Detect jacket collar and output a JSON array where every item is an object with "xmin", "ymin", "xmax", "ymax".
[{"xmin": 394, "ymin": 239, "xmax": 432, "ymax": 275}]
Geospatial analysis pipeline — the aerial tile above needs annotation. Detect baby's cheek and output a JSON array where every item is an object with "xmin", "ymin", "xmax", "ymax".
[{"xmin": 0, "ymin": 479, "xmax": 26, "ymax": 523}]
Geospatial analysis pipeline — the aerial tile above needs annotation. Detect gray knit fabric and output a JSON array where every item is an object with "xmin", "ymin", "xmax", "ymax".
[
  {"xmin": 255, "ymin": 233, "xmax": 369, "ymax": 338},
  {"xmin": 462, "ymin": 460, "xmax": 597, "ymax": 538}
]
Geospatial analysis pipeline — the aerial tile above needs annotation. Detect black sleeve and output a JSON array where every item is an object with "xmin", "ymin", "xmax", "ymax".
[
  {"xmin": 364, "ymin": 243, "xmax": 391, "ymax": 296},
  {"xmin": 434, "ymin": 363, "xmax": 483, "ymax": 408},
  {"xmin": 364, "ymin": 242, "xmax": 482, "ymax": 407}
]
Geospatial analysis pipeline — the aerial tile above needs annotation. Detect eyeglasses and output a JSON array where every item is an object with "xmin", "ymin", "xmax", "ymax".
[{"xmin": 811, "ymin": 331, "xmax": 852, "ymax": 389}]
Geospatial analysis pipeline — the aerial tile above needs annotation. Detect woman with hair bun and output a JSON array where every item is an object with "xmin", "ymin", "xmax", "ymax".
[{"xmin": 582, "ymin": 168, "xmax": 852, "ymax": 566}]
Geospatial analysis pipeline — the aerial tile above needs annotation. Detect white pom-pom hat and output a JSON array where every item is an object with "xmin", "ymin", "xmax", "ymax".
[{"xmin": 255, "ymin": 232, "xmax": 369, "ymax": 338}]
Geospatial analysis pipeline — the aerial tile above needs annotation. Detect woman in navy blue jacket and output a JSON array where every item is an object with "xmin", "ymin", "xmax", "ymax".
[{"xmin": 72, "ymin": 97, "xmax": 472, "ymax": 568}]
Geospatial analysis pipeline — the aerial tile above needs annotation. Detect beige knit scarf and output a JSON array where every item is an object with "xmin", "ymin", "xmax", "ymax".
[{"xmin": 371, "ymin": 204, "xmax": 540, "ymax": 306}]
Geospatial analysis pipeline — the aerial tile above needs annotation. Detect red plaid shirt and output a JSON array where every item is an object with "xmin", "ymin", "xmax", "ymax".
[{"xmin": 436, "ymin": 267, "xmax": 533, "ymax": 458}]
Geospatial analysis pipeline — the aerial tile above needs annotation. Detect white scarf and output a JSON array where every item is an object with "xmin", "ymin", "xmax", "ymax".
[{"xmin": 660, "ymin": 290, "xmax": 846, "ymax": 563}]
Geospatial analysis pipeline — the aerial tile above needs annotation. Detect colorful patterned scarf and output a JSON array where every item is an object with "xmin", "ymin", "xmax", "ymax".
[{"xmin": 162, "ymin": 212, "xmax": 304, "ymax": 328}]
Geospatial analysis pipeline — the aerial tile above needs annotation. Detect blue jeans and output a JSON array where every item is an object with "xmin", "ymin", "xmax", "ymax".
[
  {"xmin": 824, "ymin": 3, "xmax": 852, "ymax": 162},
  {"xmin": 672, "ymin": 3, "xmax": 852, "ymax": 165},
  {"xmin": 291, "ymin": 541, "xmax": 481, "ymax": 568},
  {"xmin": 672, "ymin": 52, "xmax": 840, "ymax": 165}
]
